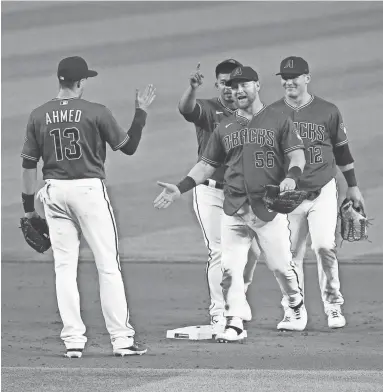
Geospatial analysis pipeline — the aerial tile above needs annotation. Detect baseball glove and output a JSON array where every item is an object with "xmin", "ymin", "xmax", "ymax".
[
  {"xmin": 20, "ymin": 216, "xmax": 51, "ymax": 253},
  {"xmin": 262, "ymin": 184, "xmax": 308, "ymax": 214},
  {"xmin": 338, "ymin": 199, "xmax": 369, "ymax": 242}
]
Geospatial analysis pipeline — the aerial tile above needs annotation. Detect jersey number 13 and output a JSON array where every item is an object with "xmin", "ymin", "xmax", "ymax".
[{"xmin": 50, "ymin": 127, "xmax": 82, "ymax": 161}]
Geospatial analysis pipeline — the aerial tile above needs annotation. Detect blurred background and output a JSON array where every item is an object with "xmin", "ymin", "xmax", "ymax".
[{"xmin": 2, "ymin": 1, "xmax": 383, "ymax": 263}]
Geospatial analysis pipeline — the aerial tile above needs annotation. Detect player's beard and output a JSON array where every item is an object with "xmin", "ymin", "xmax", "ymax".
[{"xmin": 236, "ymin": 94, "xmax": 254, "ymax": 110}]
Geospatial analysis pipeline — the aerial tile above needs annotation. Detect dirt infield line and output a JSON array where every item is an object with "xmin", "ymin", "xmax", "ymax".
[{"xmin": 2, "ymin": 367, "xmax": 383, "ymax": 392}]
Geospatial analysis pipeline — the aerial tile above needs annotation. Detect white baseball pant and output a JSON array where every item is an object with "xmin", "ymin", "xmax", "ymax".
[
  {"xmin": 38, "ymin": 178, "xmax": 135, "ymax": 350},
  {"xmin": 193, "ymin": 181, "xmax": 260, "ymax": 319},
  {"xmin": 220, "ymin": 202, "xmax": 303, "ymax": 320},
  {"xmin": 281, "ymin": 178, "xmax": 344, "ymax": 313}
]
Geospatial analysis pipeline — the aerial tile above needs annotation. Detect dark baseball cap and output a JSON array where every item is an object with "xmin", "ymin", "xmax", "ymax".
[
  {"xmin": 57, "ymin": 56, "xmax": 98, "ymax": 82},
  {"xmin": 276, "ymin": 56, "xmax": 309, "ymax": 76},
  {"xmin": 215, "ymin": 58, "xmax": 243, "ymax": 77},
  {"xmin": 225, "ymin": 66, "xmax": 259, "ymax": 86}
]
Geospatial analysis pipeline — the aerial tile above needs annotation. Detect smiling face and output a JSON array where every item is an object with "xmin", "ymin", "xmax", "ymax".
[
  {"xmin": 230, "ymin": 80, "xmax": 260, "ymax": 110},
  {"xmin": 280, "ymin": 74, "xmax": 310, "ymax": 99}
]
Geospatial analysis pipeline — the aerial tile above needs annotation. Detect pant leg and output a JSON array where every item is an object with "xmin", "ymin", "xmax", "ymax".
[
  {"xmin": 308, "ymin": 179, "xmax": 344, "ymax": 312},
  {"xmin": 41, "ymin": 184, "xmax": 86, "ymax": 349},
  {"xmin": 281, "ymin": 203, "xmax": 310, "ymax": 309},
  {"xmin": 250, "ymin": 212, "xmax": 302, "ymax": 308},
  {"xmin": 243, "ymin": 239, "xmax": 260, "ymax": 292},
  {"xmin": 193, "ymin": 185, "xmax": 225, "ymax": 317},
  {"xmin": 221, "ymin": 205, "xmax": 253, "ymax": 320},
  {"xmin": 69, "ymin": 181, "xmax": 135, "ymax": 350}
]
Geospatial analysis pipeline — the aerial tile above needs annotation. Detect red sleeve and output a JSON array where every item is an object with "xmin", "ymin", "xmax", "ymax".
[
  {"xmin": 329, "ymin": 107, "xmax": 348, "ymax": 148},
  {"xmin": 21, "ymin": 113, "xmax": 40, "ymax": 162},
  {"xmin": 200, "ymin": 126, "xmax": 226, "ymax": 167},
  {"xmin": 97, "ymin": 107, "xmax": 129, "ymax": 151},
  {"xmin": 280, "ymin": 116, "xmax": 305, "ymax": 154}
]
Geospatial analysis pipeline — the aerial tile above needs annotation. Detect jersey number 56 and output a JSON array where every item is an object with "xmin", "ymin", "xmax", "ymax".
[{"xmin": 254, "ymin": 151, "xmax": 275, "ymax": 168}]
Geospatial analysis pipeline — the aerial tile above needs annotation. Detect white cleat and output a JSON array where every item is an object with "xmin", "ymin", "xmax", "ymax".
[
  {"xmin": 211, "ymin": 315, "xmax": 226, "ymax": 335},
  {"xmin": 277, "ymin": 301, "xmax": 308, "ymax": 331},
  {"xmin": 64, "ymin": 348, "xmax": 83, "ymax": 358},
  {"xmin": 215, "ymin": 326, "xmax": 246, "ymax": 343},
  {"xmin": 327, "ymin": 308, "xmax": 346, "ymax": 329}
]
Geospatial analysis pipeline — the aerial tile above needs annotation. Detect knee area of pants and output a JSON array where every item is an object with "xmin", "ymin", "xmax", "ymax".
[
  {"xmin": 272, "ymin": 267, "xmax": 290, "ymax": 278},
  {"xmin": 55, "ymin": 261, "xmax": 77, "ymax": 271},
  {"xmin": 314, "ymin": 247, "xmax": 336, "ymax": 259}
]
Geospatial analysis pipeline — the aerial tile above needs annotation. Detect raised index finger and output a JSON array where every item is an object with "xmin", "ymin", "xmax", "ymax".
[{"xmin": 196, "ymin": 62, "xmax": 201, "ymax": 71}]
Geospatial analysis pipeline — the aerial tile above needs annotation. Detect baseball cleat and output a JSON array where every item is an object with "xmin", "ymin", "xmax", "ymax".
[
  {"xmin": 113, "ymin": 342, "xmax": 147, "ymax": 357},
  {"xmin": 64, "ymin": 348, "xmax": 83, "ymax": 358},
  {"xmin": 327, "ymin": 308, "xmax": 346, "ymax": 329},
  {"xmin": 215, "ymin": 326, "xmax": 246, "ymax": 343},
  {"xmin": 211, "ymin": 315, "xmax": 226, "ymax": 334},
  {"xmin": 277, "ymin": 301, "xmax": 308, "ymax": 331}
]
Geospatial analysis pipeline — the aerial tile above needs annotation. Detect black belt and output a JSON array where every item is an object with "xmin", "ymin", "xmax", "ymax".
[{"xmin": 203, "ymin": 180, "xmax": 224, "ymax": 190}]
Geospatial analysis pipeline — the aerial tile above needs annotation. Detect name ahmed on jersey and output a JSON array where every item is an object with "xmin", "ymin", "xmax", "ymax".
[{"xmin": 45, "ymin": 109, "xmax": 82, "ymax": 125}]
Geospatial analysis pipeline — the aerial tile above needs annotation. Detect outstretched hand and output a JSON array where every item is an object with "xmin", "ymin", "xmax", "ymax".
[
  {"xmin": 153, "ymin": 182, "xmax": 181, "ymax": 209},
  {"xmin": 135, "ymin": 84, "xmax": 156, "ymax": 111}
]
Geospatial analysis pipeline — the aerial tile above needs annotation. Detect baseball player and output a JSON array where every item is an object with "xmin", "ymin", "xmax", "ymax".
[
  {"xmin": 269, "ymin": 56, "xmax": 365, "ymax": 330},
  {"xmin": 178, "ymin": 60, "xmax": 260, "ymax": 332},
  {"xmin": 20, "ymin": 56, "xmax": 156, "ymax": 357},
  {"xmin": 155, "ymin": 66, "xmax": 307, "ymax": 342}
]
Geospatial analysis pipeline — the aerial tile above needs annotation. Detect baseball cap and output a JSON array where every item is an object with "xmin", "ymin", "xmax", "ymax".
[
  {"xmin": 225, "ymin": 66, "xmax": 259, "ymax": 86},
  {"xmin": 57, "ymin": 56, "xmax": 98, "ymax": 82},
  {"xmin": 215, "ymin": 58, "xmax": 243, "ymax": 77},
  {"xmin": 276, "ymin": 56, "xmax": 309, "ymax": 76}
]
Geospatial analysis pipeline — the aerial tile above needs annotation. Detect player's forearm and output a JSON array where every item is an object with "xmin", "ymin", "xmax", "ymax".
[
  {"xmin": 22, "ymin": 167, "xmax": 37, "ymax": 194},
  {"xmin": 339, "ymin": 163, "xmax": 359, "ymax": 187},
  {"xmin": 177, "ymin": 161, "xmax": 216, "ymax": 194},
  {"xmin": 120, "ymin": 108, "xmax": 147, "ymax": 155},
  {"xmin": 287, "ymin": 149, "xmax": 306, "ymax": 171},
  {"xmin": 285, "ymin": 149, "xmax": 306, "ymax": 183},
  {"xmin": 21, "ymin": 167, "xmax": 37, "ymax": 213},
  {"xmin": 178, "ymin": 86, "xmax": 198, "ymax": 114},
  {"xmin": 188, "ymin": 160, "xmax": 216, "ymax": 184}
]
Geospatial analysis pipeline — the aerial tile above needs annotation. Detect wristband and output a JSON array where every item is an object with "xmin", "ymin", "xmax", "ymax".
[
  {"xmin": 286, "ymin": 166, "xmax": 303, "ymax": 182},
  {"xmin": 343, "ymin": 168, "xmax": 357, "ymax": 187},
  {"xmin": 176, "ymin": 176, "xmax": 197, "ymax": 194},
  {"xmin": 22, "ymin": 193, "xmax": 35, "ymax": 213}
]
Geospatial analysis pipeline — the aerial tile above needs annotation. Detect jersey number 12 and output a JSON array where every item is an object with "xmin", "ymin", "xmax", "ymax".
[
  {"xmin": 50, "ymin": 127, "xmax": 82, "ymax": 161},
  {"xmin": 308, "ymin": 146, "xmax": 323, "ymax": 164}
]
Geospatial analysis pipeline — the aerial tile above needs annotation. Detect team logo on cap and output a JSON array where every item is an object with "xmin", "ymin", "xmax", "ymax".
[
  {"xmin": 232, "ymin": 67, "xmax": 243, "ymax": 76},
  {"xmin": 284, "ymin": 59, "xmax": 294, "ymax": 69}
]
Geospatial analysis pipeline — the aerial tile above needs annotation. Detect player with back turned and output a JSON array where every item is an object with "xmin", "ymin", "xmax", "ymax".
[
  {"xmin": 178, "ymin": 60, "xmax": 260, "ymax": 332},
  {"xmin": 20, "ymin": 56, "xmax": 156, "ymax": 357},
  {"xmin": 269, "ymin": 56, "xmax": 366, "ymax": 330}
]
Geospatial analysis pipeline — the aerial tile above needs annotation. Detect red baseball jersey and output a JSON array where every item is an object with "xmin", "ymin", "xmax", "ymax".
[
  {"xmin": 181, "ymin": 97, "xmax": 235, "ymax": 183},
  {"xmin": 269, "ymin": 96, "xmax": 348, "ymax": 191},
  {"xmin": 21, "ymin": 98, "xmax": 129, "ymax": 180},
  {"xmin": 202, "ymin": 106, "xmax": 304, "ymax": 221}
]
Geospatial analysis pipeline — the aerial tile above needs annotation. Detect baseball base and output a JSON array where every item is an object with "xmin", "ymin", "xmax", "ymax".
[{"xmin": 166, "ymin": 325, "xmax": 248, "ymax": 340}]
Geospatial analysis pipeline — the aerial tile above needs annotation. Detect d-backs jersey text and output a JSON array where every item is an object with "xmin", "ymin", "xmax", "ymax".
[
  {"xmin": 269, "ymin": 96, "xmax": 348, "ymax": 191},
  {"xmin": 21, "ymin": 98, "xmax": 129, "ymax": 180},
  {"xmin": 181, "ymin": 97, "xmax": 235, "ymax": 183},
  {"xmin": 202, "ymin": 106, "xmax": 304, "ymax": 221}
]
